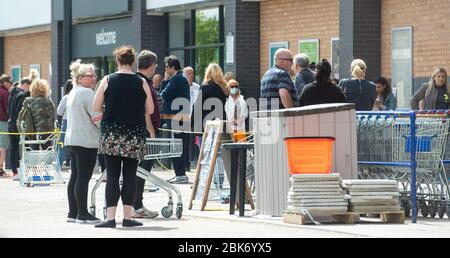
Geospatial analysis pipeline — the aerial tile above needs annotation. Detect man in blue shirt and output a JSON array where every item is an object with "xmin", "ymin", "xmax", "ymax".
[{"xmin": 260, "ymin": 49, "xmax": 297, "ymax": 110}]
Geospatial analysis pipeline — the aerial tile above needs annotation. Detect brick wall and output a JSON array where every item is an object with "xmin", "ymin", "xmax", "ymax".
[
  {"xmin": 133, "ymin": 0, "xmax": 168, "ymax": 76},
  {"xmin": 225, "ymin": 0, "xmax": 261, "ymax": 99},
  {"xmin": 381, "ymin": 0, "xmax": 450, "ymax": 79},
  {"xmin": 260, "ymin": 0, "xmax": 340, "ymax": 77},
  {"xmin": 0, "ymin": 37, "xmax": 4, "ymax": 74},
  {"xmin": 4, "ymin": 31, "xmax": 51, "ymax": 81}
]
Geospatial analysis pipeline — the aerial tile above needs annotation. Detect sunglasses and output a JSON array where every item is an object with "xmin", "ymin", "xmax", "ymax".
[
  {"xmin": 278, "ymin": 58, "xmax": 293, "ymax": 62},
  {"xmin": 229, "ymin": 85, "xmax": 239, "ymax": 89}
]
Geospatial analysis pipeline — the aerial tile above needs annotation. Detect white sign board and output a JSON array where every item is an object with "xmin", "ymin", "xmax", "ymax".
[
  {"xmin": 226, "ymin": 33, "xmax": 235, "ymax": 65},
  {"xmin": 392, "ymin": 27, "xmax": 413, "ymax": 109}
]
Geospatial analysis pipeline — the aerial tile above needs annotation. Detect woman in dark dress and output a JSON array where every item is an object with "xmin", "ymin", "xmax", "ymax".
[{"xmin": 93, "ymin": 46, "xmax": 154, "ymax": 228}]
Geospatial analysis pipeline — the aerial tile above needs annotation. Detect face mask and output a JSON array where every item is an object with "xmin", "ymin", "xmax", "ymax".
[{"xmin": 230, "ymin": 88, "xmax": 239, "ymax": 95}]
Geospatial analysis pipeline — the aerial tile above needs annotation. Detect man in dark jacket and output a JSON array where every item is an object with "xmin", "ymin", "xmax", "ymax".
[
  {"xmin": 294, "ymin": 53, "xmax": 316, "ymax": 97},
  {"xmin": 7, "ymin": 78, "xmax": 31, "ymax": 179},
  {"xmin": 160, "ymin": 56, "xmax": 190, "ymax": 184}
]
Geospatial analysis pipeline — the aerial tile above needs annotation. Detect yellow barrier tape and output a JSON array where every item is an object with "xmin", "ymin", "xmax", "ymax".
[
  {"xmin": 0, "ymin": 130, "xmax": 62, "ymax": 136},
  {"xmin": 0, "ymin": 129, "xmax": 66, "ymax": 148}
]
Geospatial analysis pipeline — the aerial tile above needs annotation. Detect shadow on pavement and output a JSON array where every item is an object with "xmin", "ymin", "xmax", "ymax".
[{"xmin": 116, "ymin": 226, "xmax": 177, "ymax": 232}]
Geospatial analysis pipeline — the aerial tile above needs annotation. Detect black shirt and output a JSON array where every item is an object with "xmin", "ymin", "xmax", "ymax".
[
  {"xmin": 300, "ymin": 81, "xmax": 347, "ymax": 107},
  {"xmin": 435, "ymin": 86, "xmax": 449, "ymax": 110},
  {"xmin": 197, "ymin": 80, "xmax": 228, "ymax": 130},
  {"xmin": 103, "ymin": 73, "xmax": 146, "ymax": 127},
  {"xmin": 339, "ymin": 79, "xmax": 376, "ymax": 111}
]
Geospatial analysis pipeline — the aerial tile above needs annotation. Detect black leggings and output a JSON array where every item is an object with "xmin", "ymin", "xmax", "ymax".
[
  {"xmin": 67, "ymin": 146, "xmax": 98, "ymax": 216},
  {"xmin": 105, "ymin": 155, "xmax": 139, "ymax": 208}
]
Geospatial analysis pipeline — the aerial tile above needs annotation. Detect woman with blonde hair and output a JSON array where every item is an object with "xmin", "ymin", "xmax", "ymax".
[
  {"xmin": 410, "ymin": 68, "xmax": 449, "ymax": 110},
  {"xmin": 198, "ymin": 63, "xmax": 229, "ymax": 131},
  {"xmin": 65, "ymin": 59, "xmax": 102, "ymax": 224},
  {"xmin": 21, "ymin": 79, "xmax": 55, "ymax": 134},
  {"xmin": 19, "ymin": 79, "xmax": 55, "ymax": 150},
  {"xmin": 338, "ymin": 59, "xmax": 376, "ymax": 111}
]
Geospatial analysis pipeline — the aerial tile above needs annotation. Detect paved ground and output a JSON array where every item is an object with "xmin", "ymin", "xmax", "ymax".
[{"xmin": 1, "ymin": 167, "xmax": 450, "ymax": 238}]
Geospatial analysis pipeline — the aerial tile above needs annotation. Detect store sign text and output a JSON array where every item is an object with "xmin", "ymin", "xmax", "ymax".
[{"xmin": 96, "ymin": 29, "xmax": 117, "ymax": 46}]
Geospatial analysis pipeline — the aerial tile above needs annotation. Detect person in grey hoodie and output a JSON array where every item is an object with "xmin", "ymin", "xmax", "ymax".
[
  {"xmin": 410, "ymin": 68, "xmax": 449, "ymax": 110},
  {"xmin": 65, "ymin": 60, "xmax": 102, "ymax": 224}
]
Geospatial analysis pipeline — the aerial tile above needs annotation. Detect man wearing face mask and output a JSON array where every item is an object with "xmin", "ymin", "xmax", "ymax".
[{"xmin": 225, "ymin": 79, "xmax": 248, "ymax": 142}]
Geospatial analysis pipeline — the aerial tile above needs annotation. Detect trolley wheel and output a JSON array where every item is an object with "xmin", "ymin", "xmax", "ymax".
[
  {"xmin": 176, "ymin": 206, "xmax": 183, "ymax": 219},
  {"xmin": 438, "ymin": 204, "xmax": 445, "ymax": 219},
  {"xmin": 421, "ymin": 203, "xmax": 429, "ymax": 218},
  {"xmin": 429, "ymin": 203, "xmax": 437, "ymax": 218},
  {"xmin": 161, "ymin": 206, "xmax": 173, "ymax": 219}
]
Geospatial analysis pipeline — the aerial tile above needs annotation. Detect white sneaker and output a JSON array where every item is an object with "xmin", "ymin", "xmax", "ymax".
[
  {"xmin": 12, "ymin": 174, "xmax": 19, "ymax": 181},
  {"xmin": 132, "ymin": 207, "xmax": 159, "ymax": 219},
  {"xmin": 168, "ymin": 176, "xmax": 189, "ymax": 184}
]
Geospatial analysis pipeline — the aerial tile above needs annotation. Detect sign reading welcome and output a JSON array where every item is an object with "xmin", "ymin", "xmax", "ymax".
[
  {"xmin": 96, "ymin": 29, "xmax": 117, "ymax": 46},
  {"xmin": 73, "ymin": 18, "xmax": 132, "ymax": 58}
]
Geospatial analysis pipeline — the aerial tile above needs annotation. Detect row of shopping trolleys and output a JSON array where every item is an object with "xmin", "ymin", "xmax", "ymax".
[{"xmin": 357, "ymin": 111, "xmax": 450, "ymax": 219}]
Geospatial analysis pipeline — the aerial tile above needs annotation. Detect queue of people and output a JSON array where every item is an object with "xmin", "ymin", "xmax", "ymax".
[{"xmin": 0, "ymin": 43, "xmax": 447, "ymax": 229}]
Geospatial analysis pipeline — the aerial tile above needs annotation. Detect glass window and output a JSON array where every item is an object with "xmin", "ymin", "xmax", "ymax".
[
  {"xmin": 392, "ymin": 27, "xmax": 412, "ymax": 109},
  {"xmin": 196, "ymin": 47, "xmax": 220, "ymax": 83},
  {"xmin": 166, "ymin": 7, "xmax": 223, "ymax": 84},
  {"xmin": 196, "ymin": 8, "xmax": 219, "ymax": 46},
  {"xmin": 169, "ymin": 11, "xmax": 191, "ymax": 49}
]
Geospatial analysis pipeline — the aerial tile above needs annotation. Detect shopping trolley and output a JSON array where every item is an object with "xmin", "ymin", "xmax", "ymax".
[
  {"xmin": 357, "ymin": 111, "xmax": 450, "ymax": 219},
  {"xmin": 18, "ymin": 122, "xmax": 65, "ymax": 187},
  {"xmin": 90, "ymin": 138, "xmax": 184, "ymax": 219}
]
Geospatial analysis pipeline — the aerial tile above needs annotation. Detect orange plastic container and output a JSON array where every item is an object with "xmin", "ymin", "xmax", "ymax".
[
  {"xmin": 284, "ymin": 137, "xmax": 335, "ymax": 174},
  {"xmin": 233, "ymin": 132, "xmax": 248, "ymax": 143}
]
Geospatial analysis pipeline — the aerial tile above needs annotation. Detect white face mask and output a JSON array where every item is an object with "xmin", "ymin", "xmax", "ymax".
[{"xmin": 230, "ymin": 88, "xmax": 239, "ymax": 95}]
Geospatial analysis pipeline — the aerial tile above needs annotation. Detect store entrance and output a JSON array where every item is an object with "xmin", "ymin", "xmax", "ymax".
[{"xmin": 82, "ymin": 56, "xmax": 117, "ymax": 79}]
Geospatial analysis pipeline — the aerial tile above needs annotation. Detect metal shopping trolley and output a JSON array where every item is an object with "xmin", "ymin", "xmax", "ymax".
[
  {"xmin": 357, "ymin": 111, "xmax": 450, "ymax": 219},
  {"xmin": 90, "ymin": 138, "xmax": 184, "ymax": 219},
  {"xmin": 18, "ymin": 124, "xmax": 65, "ymax": 187}
]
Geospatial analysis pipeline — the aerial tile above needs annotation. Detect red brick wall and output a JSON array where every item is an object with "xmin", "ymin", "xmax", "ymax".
[
  {"xmin": 260, "ymin": 0, "xmax": 340, "ymax": 76},
  {"xmin": 4, "ymin": 31, "xmax": 51, "ymax": 82},
  {"xmin": 381, "ymin": 0, "xmax": 450, "ymax": 78}
]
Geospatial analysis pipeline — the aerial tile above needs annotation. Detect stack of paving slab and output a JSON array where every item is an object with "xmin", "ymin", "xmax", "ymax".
[
  {"xmin": 343, "ymin": 180, "xmax": 402, "ymax": 213},
  {"xmin": 286, "ymin": 174, "xmax": 349, "ymax": 216}
]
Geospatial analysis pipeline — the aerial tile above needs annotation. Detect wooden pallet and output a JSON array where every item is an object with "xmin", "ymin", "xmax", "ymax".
[{"xmin": 283, "ymin": 211, "xmax": 405, "ymax": 225}]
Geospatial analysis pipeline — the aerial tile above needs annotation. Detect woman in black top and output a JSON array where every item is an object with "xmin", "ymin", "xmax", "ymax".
[
  {"xmin": 196, "ymin": 63, "xmax": 229, "ymax": 131},
  {"xmin": 93, "ymin": 46, "xmax": 154, "ymax": 228},
  {"xmin": 338, "ymin": 59, "xmax": 376, "ymax": 111},
  {"xmin": 300, "ymin": 59, "xmax": 346, "ymax": 107}
]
